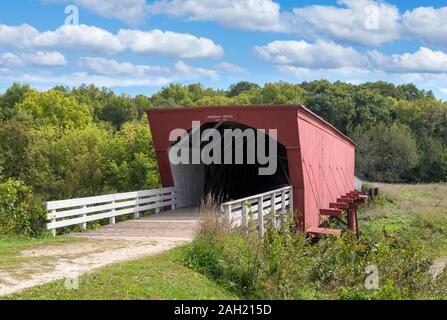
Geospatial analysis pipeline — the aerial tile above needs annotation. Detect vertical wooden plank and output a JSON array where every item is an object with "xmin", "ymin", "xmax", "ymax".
[
  {"xmin": 171, "ymin": 191, "xmax": 176, "ymax": 210},
  {"xmin": 50, "ymin": 209, "xmax": 56, "ymax": 236},
  {"xmin": 281, "ymin": 190, "xmax": 286, "ymax": 226},
  {"xmin": 242, "ymin": 203, "xmax": 248, "ymax": 234},
  {"xmin": 289, "ymin": 188, "xmax": 294, "ymax": 220},
  {"xmin": 271, "ymin": 192, "xmax": 277, "ymax": 229},
  {"xmin": 258, "ymin": 196, "xmax": 264, "ymax": 236},
  {"xmin": 155, "ymin": 193, "xmax": 161, "ymax": 214},
  {"xmin": 110, "ymin": 200, "xmax": 116, "ymax": 225},
  {"xmin": 81, "ymin": 205, "xmax": 87, "ymax": 230},
  {"xmin": 225, "ymin": 204, "xmax": 232, "ymax": 225},
  {"xmin": 134, "ymin": 197, "xmax": 140, "ymax": 219}
]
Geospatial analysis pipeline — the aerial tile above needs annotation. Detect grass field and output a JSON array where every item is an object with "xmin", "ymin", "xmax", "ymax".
[
  {"xmin": 3, "ymin": 183, "xmax": 447, "ymax": 300},
  {"xmin": 359, "ymin": 183, "xmax": 447, "ymax": 257}
]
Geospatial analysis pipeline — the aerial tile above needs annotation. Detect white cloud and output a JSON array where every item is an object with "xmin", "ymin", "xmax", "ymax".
[
  {"xmin": 214, "ymin": 62, "xmax": 246, "ymax": 74},
  {"xmin": 0, "ymin": 23, "xmax": 223, "ymax": 59},
  {"xmin": 13, "ymin": 71, "xmax": 172, "ymax": 88},
  {"xmin": 254, "ymin": 40, "xmax": 366, "ymax": 69},
  {"xmin": 1, "ymin": 51, "xmax": 67, "ymax": 67},
  {"xmin": 278, "ymin": 65, "xmax": 371, "ymax": 78},
  {"xmin": 0, "ymin": 24, "xmax": 125, "ymax": 53},
  {"xmin": 44, "ymin": 0, "xmax": 148, "ymax": 25},
  {"xmin": 441, "ymin": 88, "xmax": 447, "ymax": 94},
  {"xmin": 117, "ymin": 29, "xmax": 223, "ymax": 59},
  {"xmin": 35, "ymin": 25, "xmax": 126, "ymax": 53},
  {"xmin": 403, "ymin": 7, "xmax": 447, "ymax": 48},
  {"xmin": 0, "ymin": 24, "xmax": 40, "ymax": 49},
  {"xmin": 150, "ymin": 0, "xmax": 283, "ymax": 32},
  {"xmin": 76, "ymin": 57, "xmax": 220, "ymax": 82},
  {"xmin": 22, "ymin": 51, "xmax": 67, "ymax": 66},
  {"xmin": 368, "ymin": 47, "xmax": 447, "ymax": 74},
  {"xmin": 0, "ymin": 53, "xmax": 24, "ymax": 66},
  {"xmin": 288, "ymin": 0, "xmax": 401, "ymax": 46},
  {"xmin": 151, "ymin": 0, "xmax": 402, "ymax": 46},
  {"xmin": 77, "ymin": 57, "xmax": 169, "ymax": 76},
  {"xmin": 172, "ymin": 61, "xmax": 218, "ymax": 79}
]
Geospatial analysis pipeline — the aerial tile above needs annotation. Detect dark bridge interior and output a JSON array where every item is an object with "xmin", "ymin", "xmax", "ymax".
[{"xmin": 171, "ymin": 122, "xmax": 289, "ymax": 204}]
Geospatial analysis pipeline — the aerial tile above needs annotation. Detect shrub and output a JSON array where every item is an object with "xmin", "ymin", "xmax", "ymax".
[
  {"xmin": 0, "ymin": 177, "xmax": 46, "ymax": 235},
  {"xmin": 183, "ymin": 215, "xmax": 447, "ymax": 300}
]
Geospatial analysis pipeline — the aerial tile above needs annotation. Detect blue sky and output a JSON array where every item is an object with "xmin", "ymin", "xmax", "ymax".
[{"xmin": 1, "ymin": 0, "xmax": 447, "ymax": 99}]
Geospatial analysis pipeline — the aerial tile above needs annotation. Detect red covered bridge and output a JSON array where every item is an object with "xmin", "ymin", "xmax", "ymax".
[{"xmin": 146, "ymin": 105, "xmax": 366, "ymax": 237}]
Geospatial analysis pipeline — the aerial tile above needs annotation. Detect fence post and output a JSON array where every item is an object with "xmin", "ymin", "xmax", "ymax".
[
  {"xmin": 242, "ymin": 203, "xmax": 248, "ymax": 234},
  {"xmin": 110, "ymin": 200, "xmax": 116, "ymax": 225},
  {"xmin": 155, "ymin": 193, "xmax": 161, "ymax": 214},
  {"xmin": 134, "ymin": 197, "xmax": 140, "ymax": 219},
  {"xmin": 271, "ymin": 192, "xmax": 277, "ymax": 229},
  {"xmin": 81, "ymin": 205, "xmax": 87, "ymax": 230},
  {"xmin": 50, "ymin": 209, "xmax": 56, "ymax": 236},
  {"xmin": 281, "ymin": 190, "xmax": 286, "ymax": 226},
  {"xmin": 289, "ymin": 188, "xmax": 294, "ymax": 220},
  {"xmin": 171, "ymin": 190, "xmax": 176, "ymax": 210},
  {"xmin": 225, "ymin": 204, "xmax": 232, "ymax": 224},
  {"xmin": 258, "ymin": 196, "xmax": 264, "ymax": 236}
]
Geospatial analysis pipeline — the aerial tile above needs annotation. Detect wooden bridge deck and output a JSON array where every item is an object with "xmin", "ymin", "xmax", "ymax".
[{"xmin": 68, "ymin": 207, "xmax": 200, "ymax": 242}]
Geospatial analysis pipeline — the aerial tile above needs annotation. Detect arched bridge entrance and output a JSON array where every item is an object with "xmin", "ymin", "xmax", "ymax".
[{"xmin": 168, "ymin": 121, "xmax": 290, "ymax": 207}]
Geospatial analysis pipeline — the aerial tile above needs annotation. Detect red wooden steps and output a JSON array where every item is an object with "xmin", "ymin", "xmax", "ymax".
[
  {"xmin": 338, "ymin": 198, "xmax": 354, "ymax": 204},
  {"xmin": 307, "ymin": 227, "xmax": 342, "ymax": 237},
  {"xmin": 320, "ymin": 208, "xmax": 343, "ymax": 217},
  {"xmin": 330, "ymin": 202, "xmax": 349, "ymax": 209}
]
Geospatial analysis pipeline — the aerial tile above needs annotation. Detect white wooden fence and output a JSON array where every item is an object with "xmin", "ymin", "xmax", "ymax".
[
  {"xmin": 45, "ymin": 187, "xmax": 177, "ymax": 236},
  {"xmin": 220, "ymin": 186, "xmax": 293, "ymax": 235}
]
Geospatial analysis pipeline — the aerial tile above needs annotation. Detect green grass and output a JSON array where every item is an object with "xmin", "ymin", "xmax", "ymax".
[
  {"xmin": 359, "ymin": 183, "xmax": 447, "ymax": 257},
  {"xmin": 5, "ymin": 247, "xmax": 239, "ymax": 300}
]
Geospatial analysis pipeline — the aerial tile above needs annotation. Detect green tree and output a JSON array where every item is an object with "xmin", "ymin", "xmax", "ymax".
[
  {"xmin": 354, "ymin": 123, "xmax": 419, "ymax": 182},
  {"xmin": 260, "ymin": 82, "xmax": 306, "ymax": 105},
  {"xmin": 228, "ymin": 81, "xmax": 260, "ymax": 97},
  {"xmin": 0, "ymin": 121, "xmax": 32, "ymax": 180},
  {"xmin": 0, "ymin": 83, "xmax": 32, "ymax": 122},
  {"xmin": 98, "ymin": 95, "xmax": 138, "ymax": 129},
  {"xmin": 14, "ymin": 89, "xmax": 91, "ymax": 128}
]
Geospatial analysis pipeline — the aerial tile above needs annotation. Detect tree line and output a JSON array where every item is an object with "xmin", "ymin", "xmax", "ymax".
[{"xmin": 0, "ymin": 80, "xmax": 445, "ymax": 234}]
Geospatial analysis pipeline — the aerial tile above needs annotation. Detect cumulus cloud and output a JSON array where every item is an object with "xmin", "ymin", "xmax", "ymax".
[
  {"xmin": 150, "ymin": 0, "xmax": 283, "ymax": 32},
  {"xmin": 0, "ymin": 52, "xmax": 24, "ymax": 66},
  {"xmin": 368, "ymin": 47, "xmax": 447, "ymax": 74},
  {"xmin": 0, "ymin": 51, "xmax": 67, "ymax": 67},
  {"xmin": 288, "ymin": 0, "xmax": 401, "ymax": 46},
  {"xmin": 77, "ymin": 57, "xmax": 169, "ymax": 76},
  {"xmin": 117, "ymin": 29, "xmax": 223, "ymax": 59},
  {"xmin": 74, "ymin": 57, "xmax": 246, "ymax": 86},
  {"xmin": 255, "ymin": 40, "xmax": 447, "ymax": 82},
  {"xmin": 403, "ymin": 6, "xmax": 447, "ymax": 48},
  {"xmin": 0, "ymin": 23, "xmax": 223, "ymax": 59},
  {"xmin": 76, "ymin": 57, "xmax": 220, "ymax": 82},
  {"xmin": 0, "ymin": 24, "xmax": 125, "ymax": 53},
  {"xmin": 22, "ymin": 51, "xmax": 67, "ymax": 66},
  {"xmin": 151, "ymin": 0, "xmax": 402, "ymax": 46},
  {"xmin": 214, "ymin": 62, "xmax": 246, "ymax": 74},
  {"xmin": 44, "ymin": 0, "xmax": 149, "ymax": 25},
  {"xmin": 254, "ymin": 40, "xmax": 366, "ymax": 69}
]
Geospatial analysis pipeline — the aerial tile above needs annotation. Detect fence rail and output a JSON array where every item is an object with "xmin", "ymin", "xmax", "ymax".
[
  {"xmin": 220, "ymin": 186, "xmax": 293, "ymax": 235},
  {"xmin": 45, "ymin": 187, "xmax": 177, "ymax": 236}
]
